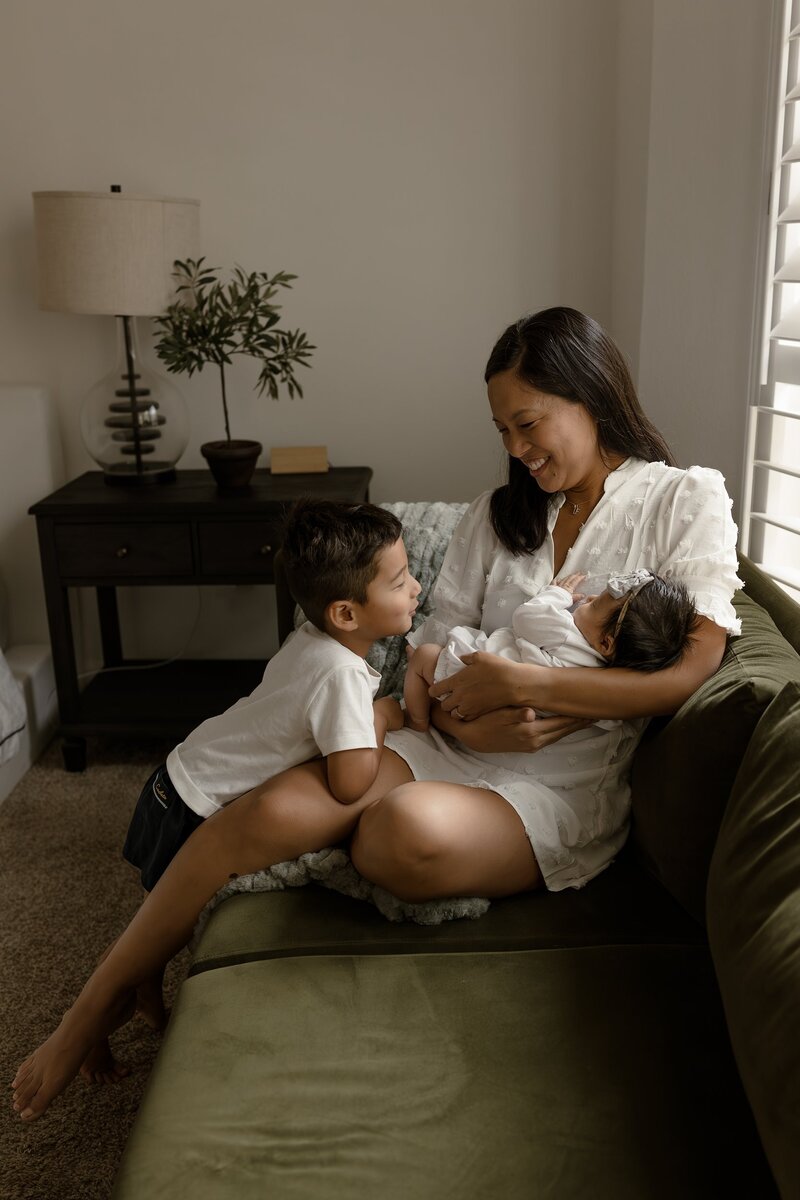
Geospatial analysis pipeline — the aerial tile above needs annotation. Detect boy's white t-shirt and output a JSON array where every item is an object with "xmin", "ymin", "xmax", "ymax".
[{"xmin": 167, "ymin": 622, "xmax": 380, "ymax": 818}]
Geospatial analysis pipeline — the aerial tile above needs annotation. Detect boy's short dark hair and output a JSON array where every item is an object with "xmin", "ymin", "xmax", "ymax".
[
  {"xmin": 281, "ymin": 498, "xmax": 403, "ymax": 632},
  {"xmin": 605, "ymin": 575, "xmax": 699, "ymax": 672}
]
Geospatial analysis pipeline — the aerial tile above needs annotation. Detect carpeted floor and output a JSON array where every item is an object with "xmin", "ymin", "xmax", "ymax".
[{"xmin": 0, "ymin": 736, "xmax": 190, "ymax": 1200}]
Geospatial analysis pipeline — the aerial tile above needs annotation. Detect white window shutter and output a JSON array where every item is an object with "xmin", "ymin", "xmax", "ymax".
[{"xmin": 742, "ymin": 0, "xmax": 800, "ymax": 599}]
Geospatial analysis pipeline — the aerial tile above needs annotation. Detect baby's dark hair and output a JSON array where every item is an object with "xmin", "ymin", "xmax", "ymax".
[
  {"xmin": 281, "ymin": 498, "xmax": 403, "ymax": 632},
  {"xmin": 605, "ymin": 576, "xmax": 699, "ymax": 672}
]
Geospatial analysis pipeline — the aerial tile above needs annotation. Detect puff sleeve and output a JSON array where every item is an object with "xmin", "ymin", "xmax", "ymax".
[
  {"xmin": 407, "ymin": 491, "xmax": 498, "ymax": 649},
  {"xmin": 653, "ymin": 466, "xmax": 743, "ymax": 636}
]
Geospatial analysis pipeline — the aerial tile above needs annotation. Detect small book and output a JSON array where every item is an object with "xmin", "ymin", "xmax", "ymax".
[{"xmin": 270, "ymin": 446, "xmax": 329, "ymax": 474}]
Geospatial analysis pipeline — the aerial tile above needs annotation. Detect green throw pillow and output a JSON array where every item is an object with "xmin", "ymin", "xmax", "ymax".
[
  {"xmin": 706, "ymin": 682, "xmax": 800, "ymax": 1198},
  {"xmin": 630, "ymin": 589, "xmax": 800, "ymax": 923}
]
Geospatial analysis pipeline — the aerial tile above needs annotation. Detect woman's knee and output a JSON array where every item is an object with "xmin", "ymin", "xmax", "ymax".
[{"xmin": 352, "ymin": 784, "xmax": 452, "ymax": 900}]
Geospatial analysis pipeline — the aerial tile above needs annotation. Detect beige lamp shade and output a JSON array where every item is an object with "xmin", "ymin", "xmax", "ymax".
[{"xmin": 33, "ymin": 190, "xmax": 200, "ymax": 316}]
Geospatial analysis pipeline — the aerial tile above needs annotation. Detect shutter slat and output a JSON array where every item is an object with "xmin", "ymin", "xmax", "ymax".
[
  {"xmin": 774, "ymin": 248, "xmax": 800, "ymax": 280},
  {"xmin": 753, "ymin": 458, "xmax": 800, "ymax": 480},
  {"xmin": 772, "ymin": 340, "xmax": 800, "ymax": 384},
  {"xmin": 770, "ymin": 307, "xmax": 800, "ymax": 340},
  {"xmin": 753, "ymin": 404, "xmax": 800, "ymax": 420},
  {"xmin": 777, "ymin": 198, "xmax": 800, "ymax": 223},
  {"xmin": 750, "ymin": 511, "xmax": 800, "ymax": 537}
]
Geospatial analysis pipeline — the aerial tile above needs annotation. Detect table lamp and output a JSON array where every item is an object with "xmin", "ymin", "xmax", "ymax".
[{"xmin": 32, "ymin": 187, "xmax": 200, "ymax": 485}]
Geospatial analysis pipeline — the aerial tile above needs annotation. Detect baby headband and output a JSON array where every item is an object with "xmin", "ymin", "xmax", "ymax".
[
  {"xmin": 607, "ymin": 569, "xmax": 655, "ymax": 637},
  {"xmin": 607, "ymin": 569, "xmax": 654, "ymax": 599}
]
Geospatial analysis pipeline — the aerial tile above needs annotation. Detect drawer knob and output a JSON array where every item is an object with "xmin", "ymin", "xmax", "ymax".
[
  {"xmin": 116, "ymin": 546, "xmax": 129, "ymax": 559},
  {"xmin": 260, "ymin": 544, "xmax": 273, "ymax": 556}
]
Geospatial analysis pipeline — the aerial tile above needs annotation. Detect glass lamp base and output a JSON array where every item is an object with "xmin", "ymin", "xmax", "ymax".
[
  {"xmin": 82, "ymin": 316, "xmax": 189, "ymax": 483},
  {"xmin": 102, "ymin": 462, "xmax": 177, "ymax": 486}
]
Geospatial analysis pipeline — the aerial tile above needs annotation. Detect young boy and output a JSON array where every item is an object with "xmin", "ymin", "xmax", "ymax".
[
  {"xmin": 404, "ymin": 569, "xmax": 697, "ymax": 730},
  {"xmin": 12, "ymin": 498, "xmax": 420, "ymax": 1121},
  {"xmin": 125, "ymin": 498, "xmax": 416, "ymax": 892}
]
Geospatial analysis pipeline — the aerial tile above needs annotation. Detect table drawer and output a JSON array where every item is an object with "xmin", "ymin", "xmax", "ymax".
[
  {"xmin": 54, "ymin": 522, "xmax": 194, "ymax": 578},
  {"xmin": 199, "ymin": 521, "xmax": 278, "ymax": 577}
]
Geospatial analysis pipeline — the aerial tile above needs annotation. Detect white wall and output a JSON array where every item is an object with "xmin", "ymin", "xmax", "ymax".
[
  {"xmin": 2, "ymin": 0, "xmax": 617, "ymax": 503},
  {"xmin": 0, "ymin": 0, "xmax": 775, "ymax": 663},
  {"xmin": 1, "ymin": 0, "xmax": 617, "ymax": 660},
  {"xmin": 633, "ymin": 0, "xmax": 773, "ymax": 503}
]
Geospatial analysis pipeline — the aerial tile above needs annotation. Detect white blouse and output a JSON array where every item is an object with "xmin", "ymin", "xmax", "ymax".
[
  {"xmin": 385, "ymin": 460, "xmax": 742, "ymax": 891},
  {"xmin": 409, "ymin": 458, "xmax": 742, "ymax": 650}
]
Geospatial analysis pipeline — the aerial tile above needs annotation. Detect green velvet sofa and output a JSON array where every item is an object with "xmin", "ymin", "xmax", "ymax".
[{"xmin": 112, "ymin": 550, "xmax": 800, "ymax": 1200}]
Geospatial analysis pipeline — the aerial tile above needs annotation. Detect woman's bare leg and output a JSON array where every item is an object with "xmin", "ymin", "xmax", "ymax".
[
  {"xmin": 351, "ymin": 781, "xmax": 543, "ymax": 901},
  {"xmin": 11, "ymin": 750, "xmax": 412, "ymax": 1121}
]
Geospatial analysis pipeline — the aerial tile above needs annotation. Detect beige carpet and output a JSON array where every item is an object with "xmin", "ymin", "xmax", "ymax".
[{"xmin": 0, "ymin": 736, "xmax": 190, "ymax": 1200}]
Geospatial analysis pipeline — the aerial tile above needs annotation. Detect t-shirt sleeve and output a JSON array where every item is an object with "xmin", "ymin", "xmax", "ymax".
[
  {"xmin": 407, "ymin": 491, "xmax": 496, "ymax": 648},
  {"xmin": 305, "ymin": 667, "xmax": 378, "ymax": 757},
  {"xmin": 654, "ymin": 466, "xmax": 743, "ymax": 636}
]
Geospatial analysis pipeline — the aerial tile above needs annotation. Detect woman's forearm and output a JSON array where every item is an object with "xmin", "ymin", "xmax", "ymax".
[
  {"xmin": 530, "ymin": 618, "xmax": 727, "ymax": 720},
  {"xmin": 432, "ymin": 618, "xmax": 727, "ymax": 722}
]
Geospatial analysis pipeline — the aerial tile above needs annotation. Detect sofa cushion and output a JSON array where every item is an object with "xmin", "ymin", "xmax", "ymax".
[
  {"xmin": 189, "ymin": 844, "xmax": 702, "ymax": 977},
  {"xmin": 112, "ymin": 942, "xmax": 775, "ymax": 1200},
  {"xmin": 630, "ymin": 589, "xmax": 800, "ymax": 924},
  {"xmin": 707, "ymin": 681, "xmax": 800, "ymax": 1200}
]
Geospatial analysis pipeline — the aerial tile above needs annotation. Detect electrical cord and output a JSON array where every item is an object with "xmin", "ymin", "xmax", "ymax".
[{"xmin": 72, "ymin": 586, "xmax": 204, "ymax": 683}]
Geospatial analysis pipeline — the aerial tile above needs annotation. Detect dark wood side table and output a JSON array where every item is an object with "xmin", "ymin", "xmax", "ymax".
[{"xmin": 30, "ymin": 467, "xmax": 372, "ymax": 770}]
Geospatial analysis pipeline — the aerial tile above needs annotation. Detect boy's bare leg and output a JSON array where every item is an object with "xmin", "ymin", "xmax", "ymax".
[
  {"xmin": 12, "ymin": 750, "xmax": 413, "ymax": 1121},
  {"xmin": 79, "ymin": 934, "xmax": 166, "ymax": 1085}
]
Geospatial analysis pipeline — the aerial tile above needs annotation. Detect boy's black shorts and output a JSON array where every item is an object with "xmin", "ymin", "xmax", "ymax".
[{"xmin": 123, "ymin": 764, "xmax": 204, "ymax": 891}]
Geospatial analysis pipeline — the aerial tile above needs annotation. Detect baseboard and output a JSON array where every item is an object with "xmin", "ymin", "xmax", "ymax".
[{"xmin": 0, "ymin": 644, "xmax": 57, "ymax": 809}]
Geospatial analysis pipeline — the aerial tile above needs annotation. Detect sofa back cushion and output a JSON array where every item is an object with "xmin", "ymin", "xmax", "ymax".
[
  {"xmin": 630, "ymin": 588, "xmax": 800, "ymax": 923},
  {"xmin": 706, "ymin": 681, "xmax": 800, "ymax": 1197}
]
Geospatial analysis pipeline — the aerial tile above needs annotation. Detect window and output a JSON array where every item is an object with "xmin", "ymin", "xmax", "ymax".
[{"xmin": 741, "ymin": 0, "xmax": 800, "ymax": 601}]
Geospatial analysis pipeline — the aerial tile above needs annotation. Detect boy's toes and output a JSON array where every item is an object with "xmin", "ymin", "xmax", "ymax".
[
  {"xmin": 79, "ymin": 1040, "xmax": 130, "ymax": 1086},
  {"xmin": 12, "ymin": 1077, "xmax": 43, "ymax": 1120},
  {"xmin": 11, "ymin": 1058, "xmax": 34, "ymax": 1090}
]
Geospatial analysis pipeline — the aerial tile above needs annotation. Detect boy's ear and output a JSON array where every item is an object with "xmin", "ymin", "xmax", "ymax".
[{"xmin": 326, "ymin": 600, "xmax": 358, "ymax": 632}]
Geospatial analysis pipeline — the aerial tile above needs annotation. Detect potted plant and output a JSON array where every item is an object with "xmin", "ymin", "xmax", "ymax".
[{"xmin": 152, "ymin": 257, "xmax": 315, "ymax": 489}]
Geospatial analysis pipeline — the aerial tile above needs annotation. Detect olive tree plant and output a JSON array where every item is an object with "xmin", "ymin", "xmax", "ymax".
[{"xmin": 152, "ymin": 257, "xmax": 315, "ymax": 443}]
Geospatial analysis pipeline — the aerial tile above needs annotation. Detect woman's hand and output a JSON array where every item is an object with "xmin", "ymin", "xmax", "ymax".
[
  {"xmin": 429, "ymin": 652, "xmax": 544, "ymax": 720},
  {"xmin": 430, "ymin": 702, "xmax": 590, "ymax": 753}
]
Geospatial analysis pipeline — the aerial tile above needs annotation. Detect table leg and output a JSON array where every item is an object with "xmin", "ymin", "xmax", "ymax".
[{"xmin": 97, "ymin": 586, "xmax": 123, "ymax": 667}]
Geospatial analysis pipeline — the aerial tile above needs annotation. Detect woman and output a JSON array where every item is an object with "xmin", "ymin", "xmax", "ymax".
[
  {"xmin": 350, "ymin": 306, "xmax": 741, "ymax": 900},
  {"xmin": 12, "ymin": 308, "xmax": 740, "ymax": 1121}
]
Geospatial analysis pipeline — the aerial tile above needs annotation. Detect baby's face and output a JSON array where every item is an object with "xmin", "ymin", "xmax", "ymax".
[{"xmin": 572, "ymin": 588, "xmax": 625, "ymax": 656}]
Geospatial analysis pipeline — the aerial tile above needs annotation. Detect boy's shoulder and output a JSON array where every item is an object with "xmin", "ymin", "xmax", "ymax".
[{"xmin": 272, "ymin": 621, "xmax": 367, "ymax": 677}]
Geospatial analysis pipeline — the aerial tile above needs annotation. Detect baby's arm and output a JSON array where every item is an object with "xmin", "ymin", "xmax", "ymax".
[
  {"xmin": 326, "ymin": 697, "xmax": 403, "ymax": 804},
  {"xmin": 403, "ymin": 643, "xmax": 443, "ymax": 731},
  {"xmin": 511, "ymin": 574, "xmax": 590, "ymax": 661}
]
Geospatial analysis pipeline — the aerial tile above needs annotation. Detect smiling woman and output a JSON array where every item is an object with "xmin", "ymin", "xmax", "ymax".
[{"xmin": 351, "ymin": 306, "xmax": 742, "ymax": 900}]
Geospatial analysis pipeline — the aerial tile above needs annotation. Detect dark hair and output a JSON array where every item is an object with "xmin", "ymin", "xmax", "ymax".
[
  {"xmin": 281, "ymin": 498, "xmax": 403, "ymax": 632},
  {"xmin": 486, "ymin": 307, "xmax": 676, "ymax": 555},
  {"xmin": 605, "ymin": 576, "xmax": 699, "ymax": 673}
]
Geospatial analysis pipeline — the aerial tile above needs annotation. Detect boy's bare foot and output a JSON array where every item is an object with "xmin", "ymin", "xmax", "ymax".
[
  {"xmin": 11, "ymin": 988, "xmax": 135, "ymax": 1120},
  {"xmin": 79, "ymin": 1037, "xmax": 131, "ymax": 1085},
  {"xmin": 76, "ymin": 973, "xmax": 168, "ymax": 1087},
  {"xmin": 135, "ymin": 976, "xmax": 168, "ymax": 1031}
]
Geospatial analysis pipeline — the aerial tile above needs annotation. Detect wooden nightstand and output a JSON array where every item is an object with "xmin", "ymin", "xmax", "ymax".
[{"xmin": 30, "ymin": 467, "xmax": 372, "ymax": 770}]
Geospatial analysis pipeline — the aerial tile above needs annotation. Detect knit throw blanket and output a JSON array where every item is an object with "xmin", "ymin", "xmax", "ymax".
[{"xmin": 196, "ymin": 500, "xmax": 492, "ymax": 932}]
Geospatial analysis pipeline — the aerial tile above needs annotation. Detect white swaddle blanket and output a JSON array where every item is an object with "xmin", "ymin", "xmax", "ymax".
[{"xmin": 0, "ymin": 650, "xmax": 25, "ymax": 765}]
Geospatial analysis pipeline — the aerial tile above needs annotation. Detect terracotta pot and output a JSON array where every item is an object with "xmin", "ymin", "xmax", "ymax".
[{"xmin": 201, "ymin": 439, "xmax": 262, "ymax": 490}]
